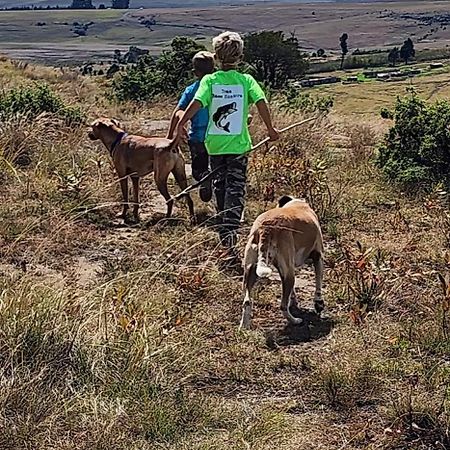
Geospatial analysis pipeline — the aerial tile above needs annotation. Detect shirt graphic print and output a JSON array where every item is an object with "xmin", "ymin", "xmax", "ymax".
[{"xmin": 209, "ymin": 85, "xmax": 244, "ymax": 135}]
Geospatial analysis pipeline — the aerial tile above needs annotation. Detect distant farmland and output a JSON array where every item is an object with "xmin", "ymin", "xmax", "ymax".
[
  {"xmin": 0, "ymin": 0, "xmax": 352, "ymax": 8},
  {"xmin": 0, "ymin": 1, "xmax": 450, "ymax": 64}
]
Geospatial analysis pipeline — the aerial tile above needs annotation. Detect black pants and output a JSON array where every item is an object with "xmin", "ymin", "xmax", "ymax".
[
  {"xmin": 210, "ymin": 154, "xmax": 248, "ymax": 247},
  {"xmin": 188, "ymin": 141, "xmax": 210, "ymax": 181}
]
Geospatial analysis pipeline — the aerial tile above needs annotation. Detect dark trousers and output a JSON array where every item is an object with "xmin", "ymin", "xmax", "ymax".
[
  {"xmin": 210, "ymin": 154, "xmax": 248, "ymax": 247},
  {"xmin": 188, "ymin": 141, "xmax": 210, "ymax": 181}
]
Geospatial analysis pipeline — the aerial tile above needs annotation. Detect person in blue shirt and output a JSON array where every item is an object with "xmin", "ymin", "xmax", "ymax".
[{"xmin": 167, "ymin": 51, "xmax": 215, "ymax": 202}]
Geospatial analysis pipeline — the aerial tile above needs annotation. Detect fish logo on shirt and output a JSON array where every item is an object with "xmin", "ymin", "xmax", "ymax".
[{"xmin": 212, "ymin": 102, "xmax": 238, "ymax": 133}]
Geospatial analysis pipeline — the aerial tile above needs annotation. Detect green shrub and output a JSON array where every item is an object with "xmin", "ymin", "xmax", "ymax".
[
  {"xmin": 277, "ymin": 86, "xmax": 334, "ymax": 114},
  {"xmin": 0, "ymin": 83, "xmax": 83, "ymax": 124},
  {"xmin": 112, "ymin": 37, "xmax": 206, "ymax": 102},
  {"xmin": 377, "ymin": 92, "xmax": 450, "ymax": 186},
  {"xmin": 243, "ymin": 31, "xmax": 309, "ymax": 88}
]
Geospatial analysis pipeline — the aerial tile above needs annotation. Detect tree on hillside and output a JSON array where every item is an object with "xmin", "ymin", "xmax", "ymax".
[
  {"xmin": 388, "ymin": 47, "xmax": 400, "ymax": 67},
  {"xmin": 339, "ymin": 33, "xmax": 349, "ymax": 69},
  {"xmin": 112, "ymin": 0, "xmax": 130, "ymax": 8},
  {"xmin": 112, "ymin": 37, "xmax": 206, "ymax": 101},
  {"xmin": 400, "ymin": 38, "xmax": 415, "ymax": 65},
  {"xmin": 243, "ymin": 31, "xmax": 308, "ymax": 88},
  {"xmin": 317, "ymin": 48, "xmax": 326, "ymax": 57},
  {"xmin": 70, "ymin": 0, "xmax": 94, "ymax": 8}
]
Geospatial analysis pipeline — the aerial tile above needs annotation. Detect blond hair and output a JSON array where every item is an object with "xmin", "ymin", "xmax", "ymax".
[
  {"xmin": 192, "ymin": 51, "xmax": 215, "ymax": 76},
  {"xmin": 212, "ymin": 31, "xmax": 244, "ymax": 68}
]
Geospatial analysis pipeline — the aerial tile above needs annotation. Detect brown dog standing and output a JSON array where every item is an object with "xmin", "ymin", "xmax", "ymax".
[
  {"xmin": 88, "ymin": 118, "xmax": 194, "ymax": 222},
  {"xmin": 240, "ymin": 195, "xmax": 325, "ymax": 329}
]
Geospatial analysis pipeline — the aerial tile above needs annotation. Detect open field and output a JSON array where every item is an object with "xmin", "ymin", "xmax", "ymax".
[
  {"xmin": 0, "ymin": 0, "xmax": 347, "ymax": 7},
  {"xmin": 311, "ymin": 64, "xmax": 450, "ymax": 117},
  {"xmin": 0, "ymin": 54, "xmax": 449, "ymax": 449},
  {"xmin": 1, "ymin": 1, "xmax": 450, "ymax": 64}
]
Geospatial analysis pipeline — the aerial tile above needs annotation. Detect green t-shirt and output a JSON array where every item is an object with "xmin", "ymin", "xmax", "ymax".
[{"xmin": 194, "ymin": 70, "xmax": 266, "ymax": 155}]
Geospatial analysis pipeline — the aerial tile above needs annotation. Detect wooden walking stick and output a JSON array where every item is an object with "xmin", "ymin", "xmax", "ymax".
[{"xmin": 167, "ymin": 115, "xmax": 318, "ymax": 203}]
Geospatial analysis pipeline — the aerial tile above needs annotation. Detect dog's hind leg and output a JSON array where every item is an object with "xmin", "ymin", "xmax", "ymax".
[
  {"xmin": 289, "ymin": 249, "xmax": 307, "ymax": 310},
  {"xmin": 277, "ymin": 239, "xmax": 303, "ymax": 326},
  {"xmin": 172, "ymin": 157, "xmax": 195, "ymax": 221},
  {"xmin": 280, "ymin": 270, "xmax": 302, "ymax": 325},
  {"xmin": 240, "ymin": 238, "xmax": 258, "ymax": 330},
  {"xmin": 118, "ymin": 175, "xmax": 129, "ymax": 221},
  {"xmin": 240, "ymin": 265, "xmax": 258, "ymax": 330},
  {"xmin": 311, "ymin": 250, "xmax": 325, "ymax": 315},
  {"xmin": 154, "ymin": 163, "xmax": 174, "ymax": 218},
  {"xmin": 131, "ymin": 176, "xmax": 140, "ymax": 222}
]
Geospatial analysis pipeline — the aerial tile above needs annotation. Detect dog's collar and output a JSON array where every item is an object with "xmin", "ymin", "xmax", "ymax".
[{"xmin": 110, "ymin": 132, "xmax": 127, "ymax": 155}]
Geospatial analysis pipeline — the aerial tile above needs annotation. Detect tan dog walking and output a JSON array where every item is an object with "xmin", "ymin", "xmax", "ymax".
[
  {"xmin": 240, "ymin": 195, "xmax": 325, "ymax": 329},
  {"xmin": 89, "ymin": 118, "xmax": 194, "ymax": 223}
]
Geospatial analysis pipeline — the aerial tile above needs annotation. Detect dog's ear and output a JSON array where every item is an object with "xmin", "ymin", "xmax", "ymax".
[{"xmin": 278, "ymin": 195, "xmax": 294, "ymax": 208}]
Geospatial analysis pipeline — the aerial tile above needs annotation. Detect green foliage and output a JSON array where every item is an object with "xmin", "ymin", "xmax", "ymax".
[
  {"xmin": 377, "ymin": 92, "xmax": 450, "ymax": 185},
  {"xmin": 243, "ymin": 31, "xmax": 308, "ymax": 88},
  {"xmin": 309, "ymin": 47, "xmax": 450, "ymax": 75},
  {"xmin": 277, "ymin": 86, "xmax": 333, "ymax": 114},
  {"xmin": 112, "ymin": 37, "xmax": 206, "ymax": 102},
  {"xmin": 339, "ymin": 33, "xmax": 349, "ymax": 69},
  {"xmin": 400, "ymin": 38, "xmax": 415, "ymax": 64},
  {"xmin": 388, "ymin": 47, "xmax": 400, "ymax": 67},
  {"xmin": 111, "ymin": 0, "xmax": 129, "ymax": 8},
  {"xmin": 380, "ymin": 107, "xmax": 393, "ymax": 120},
  {"xmin": 0, "ymin": 83, "xmax": 83, "ymax": 124}
]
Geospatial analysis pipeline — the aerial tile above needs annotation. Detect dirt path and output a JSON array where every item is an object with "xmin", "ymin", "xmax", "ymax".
[{"xmin": 106, "ymin": 118, "xmax": 319, "ymax": 310}]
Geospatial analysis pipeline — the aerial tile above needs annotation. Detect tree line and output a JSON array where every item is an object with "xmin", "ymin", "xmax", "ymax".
[
  {"xmin": 340, "ymin": 34, "xmax": 416, "ymax": 69},
  {"xmin": 70, "ymin": 0, "xmax": 130, "ymax": 8},
  {"xmin": 0, "ymin": 1, "xmax": 130, "ymax": 10},
  {"xmin": 110, "ymin": 30, "xmax": 423, "ymax": 102}
]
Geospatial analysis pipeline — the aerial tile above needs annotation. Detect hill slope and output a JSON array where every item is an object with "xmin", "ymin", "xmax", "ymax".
[
  {"xmin": 0, "ymin": 57, "xmax": 449, "ymax": 450},
  {"xmin": 0, "ymin": 1, "xmax": 450, "ymax": 64},
  {"xmin": 0, "ymin": 0, "xmax": 402, "ymax": 8},
  {"xmin": 1, "ymin": 0, "xmax": 322, "ymax": 8}
]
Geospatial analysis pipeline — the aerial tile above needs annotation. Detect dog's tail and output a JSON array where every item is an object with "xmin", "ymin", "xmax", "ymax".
[
  {"xmin": 256, "ymin": 227, "xmax": 273, "ymax": 278},
  {"xmin": 167, "ymin": 138, "xmax": 180, "ymax": 153}
]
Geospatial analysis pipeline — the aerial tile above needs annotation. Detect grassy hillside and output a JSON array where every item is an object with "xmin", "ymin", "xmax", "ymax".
[
  {"xmin": 1, "ymin": 1, "xmax": 450, "ymax": 65},
  {"xmin": 310, "ymin": 64, "xmax": 450, "ymax": 117},
  {"xmin": 0, "ymin": 0, "xmax": 347, "ymax": 7},
  {"xmin": 0, "ymin": 58, "xmax": 449, "ymax": 449}
]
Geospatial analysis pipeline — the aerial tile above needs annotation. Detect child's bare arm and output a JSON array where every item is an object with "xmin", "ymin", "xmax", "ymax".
[
  {"xmin": 255, "ymin": 100, "xmax": 279, "ymax": 141},
  {"xmin": 166, "ymin": 106, "xmax": 182, "ymax": 139},
  {"xmin": 176, "ymin": 100, "xmax": 202, "ymax": 133}
]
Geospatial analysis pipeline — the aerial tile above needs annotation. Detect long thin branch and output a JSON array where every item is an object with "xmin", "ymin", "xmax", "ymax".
[{"xmin": 168, "ymin": 115, "xmax": 319, "ymax": 203}]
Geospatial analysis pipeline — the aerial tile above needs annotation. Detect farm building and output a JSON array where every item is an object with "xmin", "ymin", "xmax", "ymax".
[{"xmin": 296, "ymin": 76, "xmax": 341, "ymax": 88}]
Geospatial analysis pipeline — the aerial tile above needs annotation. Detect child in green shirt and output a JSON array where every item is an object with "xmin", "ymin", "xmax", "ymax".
[{"xmin": 176, "ymin": 31, "xmax": 279, "ymax": 265}]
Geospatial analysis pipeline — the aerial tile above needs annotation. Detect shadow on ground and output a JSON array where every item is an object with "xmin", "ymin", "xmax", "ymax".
[
  {"xmin": 264, "ymin": 306, "xmax": 334, "ymax": 348},
  {"xmin": 143, "ymin": 214, "xmax": 186, "ymax": 228}
]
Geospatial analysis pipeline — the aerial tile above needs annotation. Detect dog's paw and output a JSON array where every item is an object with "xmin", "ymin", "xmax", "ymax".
[
  {"xmin": 283, "ymin": 308, "xmax": 304, "ymax": 326},
  {"xmin": 239, "ymin": 319, "xmax": 251, "ymax": 331},
  {"xmin": 314, "ymin": 298, "xmax": 325, "ymax": 315},
  {"xmin": 288, "ymin": 317, "xmax": 304, "ymax": 326},
  {"xmin": 123, "ymin": 216, "xmax": 134, "ymax": 225}
]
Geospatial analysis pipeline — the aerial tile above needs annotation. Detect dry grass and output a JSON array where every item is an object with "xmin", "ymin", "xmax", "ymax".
[{"xmin": 0, "ymin": 59, "xmax": 449, "ymax": 449}]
